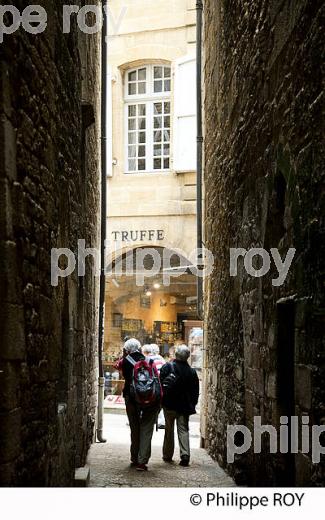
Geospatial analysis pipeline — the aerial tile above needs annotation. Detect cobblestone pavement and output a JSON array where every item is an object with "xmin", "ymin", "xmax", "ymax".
[{"xmin": 87, "ymin": 412, "xmax": 235, "ymax": 487}]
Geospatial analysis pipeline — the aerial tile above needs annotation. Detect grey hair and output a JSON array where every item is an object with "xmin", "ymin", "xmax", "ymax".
[
  {"xmin": 151, "ymin": 344, "xmax": 160, "ymax": 355},
  {"xmin": 175, "ymin": 344, "xmax": 190, "ymax": 361},
  {"xmin": 124, "ymin": 338, "xmax": 141, "ymax": 354},
  {"xmin": 142, "ymin": 344, "xmax": 153, "ymax": 355}
]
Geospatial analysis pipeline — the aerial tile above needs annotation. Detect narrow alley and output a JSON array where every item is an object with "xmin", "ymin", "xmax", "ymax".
[
  {"xmin": 0, "ymin": 0, "xmax": 324, "ymax": 496},
  {"xmin": 88, "ymin": 413, "xmax": 234, "ymax": 487}
]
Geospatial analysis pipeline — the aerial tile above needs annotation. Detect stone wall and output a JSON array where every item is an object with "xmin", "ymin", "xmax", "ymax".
[
  {"xmin": 0, "ymin": 1, "xmax": 101, "ymax": 486},
  {"xmin": 204, "ymin": 0, "xmax": 324, "ymax": 485}
]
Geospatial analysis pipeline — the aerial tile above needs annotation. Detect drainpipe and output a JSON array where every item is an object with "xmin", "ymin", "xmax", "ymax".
[
  {"xmin": 97, "ymin": 1, "xmax": 108, "ymax": 443},
  {"xmin": 196, "ymin": 0, "xmax": 204, "ymax": 320}
]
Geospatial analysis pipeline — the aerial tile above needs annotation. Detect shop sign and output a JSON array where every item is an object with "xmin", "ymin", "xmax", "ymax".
[{"xmin": 112, "ymin": 230, "xmax": 165, "ymax": 242}]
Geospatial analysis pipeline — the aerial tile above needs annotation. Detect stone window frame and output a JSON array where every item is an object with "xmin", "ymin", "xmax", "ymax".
[{"xmin": 124, "ymin": 63, "xmax": 172, "ymax": 174}]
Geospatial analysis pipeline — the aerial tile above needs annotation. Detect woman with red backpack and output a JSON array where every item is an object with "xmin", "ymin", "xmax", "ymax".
[{"xmin": 118, "ymin": 338, "xmax": 162, "ymax": 471}]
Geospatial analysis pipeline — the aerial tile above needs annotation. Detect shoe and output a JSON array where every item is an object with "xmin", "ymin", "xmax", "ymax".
[
  {"xmin": 163, "ymin": 457, "xmax": 173, "ymax": 463},
  {"xmin": 130, "ymin": 461, "xmax": 138, "ymax": 468},
  {"xmin": 179, "ymin": 456, "xmax": 190, "ymax": 467},
  {"xmin": 158, "ymin": 424, "xmax": 165, "ymax": 429},
  {"xmin": 136, "ymin": 463, "xmax": 148, "ymax": 471}
]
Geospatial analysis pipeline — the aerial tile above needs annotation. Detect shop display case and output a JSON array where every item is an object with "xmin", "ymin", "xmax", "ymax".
[
  {"xmin": 188, "ymin": 327, "xmax": 203, "ymax": 371},
  {"xmin": 153, "ymin": 321, "xmax": 183, "ymax": 347}
]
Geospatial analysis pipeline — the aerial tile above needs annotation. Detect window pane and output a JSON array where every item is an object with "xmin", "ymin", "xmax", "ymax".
[
  {"xmin": 138, "ymin": 145, "xmax": 145, "ymax": 157},
  {"xmin": 138, "ymin": 68, "xmax": 146, "ymax": 81},
  {"xmin": 154, "ymin": 81, "xmax": 163, "ymax": 93},
  {"xmin": 154, "ymin": 67, "xmax": 162, "ymax": 79},
  {"xmin": 164, "ymin": 130, "xmax": 170, "ymax": 142},
  {"xmin": 164, "ymin": 67, "xmax": 171, "ymax": 78},
  {"xmin": 163, "ymin": 144, "xmax": 170, "ymax": 156},
  {"xmin": 138, "ymin": 82, "xmax": 146, "ymax": 94},
  {"xmin": 164, "ymin": 102, "xmax": 170, "ymax": 114},
  {"xmin": 164, "ymin": 158, "xmax": 170, "ymax": 169},
  {"xmin": 154, "ymin": 103, "xmax": 162, "ymax": 115},
  {"xmin": 139, "ymin": 132, "xmax": 146, "ymax": 144},
  {"xmin": 154, "ymin": 130, "xmax": 162, "ymax": 142},
  {"xmin": 128, "ymin": 146, "xmax": 136, "ymax": 158},
  {"xmin": 154, "ymin": 158, "xmax": 162, "ymax": 169},
  {"xmin": 128, "ymin": 105, "xmax": 136, "ymax": 117},
  {"xmin": 154, "ymin": 117, "xmax": 162, "ymax": 129},
  {"xmin": 164, "ymin": 116, "xmax": 170, "ymax": 128},
  {"xmin": 138, "ymin": 104, "xmax": 146, "ymax": 116},
  {"xmin": 139, "ymin": 118, "xmax": 146, "ymax": 130},
  {"xmin": 128, "ymin": 71, "xmax": 136, "ymax": 82},
  {"xmin": 128, "ymin": 132, "xmax": 136, "ymax": 144},
  {"xmin": 128, "ymin": 83, "xmax": 136, "ymax": 95},
  {"xmin": 138, "ymin": 159, "xmax": 146, "ymax": 170},
  {"xmin": 128, "ymin": 118, "xmax": 136, "ymax": 130},
  {"xmin": 128, "ymin": 159, "xmax": 136, "ymax": 171},
  {"xmin": 154, "ymin": 145, "xmax": 162, "ymax": 157},
  {"xmin": 164, "ymin": 80, "xmax": 171, "ymax": 92}
]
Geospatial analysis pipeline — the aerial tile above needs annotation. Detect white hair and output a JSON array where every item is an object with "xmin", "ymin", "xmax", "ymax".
[
  {"xmin": 124, "ymin": 338, "xmax": 141, "ymax": 354},
  {"xmin": 151, "ymin": 344, "xmax": 160, "ymax": 355},
  {"xmin": 142, "ymin": 344, "xmax": 153, "ymax": 355},
  {"xmin": 175, "ymin": 344, "xmax": 190, "ymax": 361}
]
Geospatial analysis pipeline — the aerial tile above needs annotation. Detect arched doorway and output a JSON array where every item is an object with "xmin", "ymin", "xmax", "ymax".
[{"xmin": 102, "ymin": 245, "xmax": 203, "ymax": 409}]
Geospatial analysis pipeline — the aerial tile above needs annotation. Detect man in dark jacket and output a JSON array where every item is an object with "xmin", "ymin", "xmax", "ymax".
[
  {"xmin": 118, "ymin": 338, "xmax": 160, "ymax": 471},
  {"xmin": 160, "ymin": 344, "xmax": 199, "ymax": 466}
]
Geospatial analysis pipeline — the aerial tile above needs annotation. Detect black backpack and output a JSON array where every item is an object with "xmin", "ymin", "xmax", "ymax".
[{"xmin": 161, "ymin": 362, "xmax": 180, "ymax": 398}]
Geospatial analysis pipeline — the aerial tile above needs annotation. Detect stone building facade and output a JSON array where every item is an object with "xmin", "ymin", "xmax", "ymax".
[
  {"xmin": 106, "ymin": 0, "xmax": 197, "ymax": 259},
  {"xmin": 203, "ymin": 0, "xmax": 324, "ymax": 485},
  {"xmin": 0, "ymin": 1, "xmax": 101, "ymax": 485},
  {"xmin": 104, "ymin": 0, "xmax": 200, "ymax": 362}
]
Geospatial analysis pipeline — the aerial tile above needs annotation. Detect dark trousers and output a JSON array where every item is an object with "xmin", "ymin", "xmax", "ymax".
[{"xmin": 125, "ymin": 398, "xmax": 159, "ymax": 464}]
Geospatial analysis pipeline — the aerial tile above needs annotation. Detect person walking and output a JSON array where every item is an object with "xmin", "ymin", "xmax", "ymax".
[
  {"xmin": 118, "ymin": 338, "xmax": 161, "ymax": 471},
  {"xmin": 160, "ymin": 344, "xmax": 199, "ymax": 467},
  {"xmin": 150, "ymin": 344, "xmax": 166, "ymax": 428}
]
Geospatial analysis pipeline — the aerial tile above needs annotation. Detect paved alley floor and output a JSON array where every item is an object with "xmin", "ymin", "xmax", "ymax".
[{"xmin": 87, "ymin": 412, "xmax": 235, "ymax": 487}]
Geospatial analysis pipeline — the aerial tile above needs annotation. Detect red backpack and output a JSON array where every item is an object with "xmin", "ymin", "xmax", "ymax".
[{"xmin": 126, "ymin": 356, "xmax": 163, "ymax": 408}]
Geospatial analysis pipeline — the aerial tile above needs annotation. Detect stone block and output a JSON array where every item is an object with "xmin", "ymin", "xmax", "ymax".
[
  {"xmin": 266, "ymin": 372, "xmax": 277, "ymax": 399},
  {"xmin": 295, "ymin": 452, "xmax": 312, "ymax": 486},
  {"xmin": 0, "ymin": 63, "xmax": 12, "ymax": 118},
  {"xmin": 295, "ymin": 365, "xmax": 312, "ymax": 411},
  {"xmin": 0, "ymin": 303, "xmax": 25, "ymax": 360},
  {"xmin": 0, "ymin": 408, "xmax": 21, "ymax": 464},
  {"xmin": 0, "ymin": 179, "xmax": 13, "ymax": 239},
  {"xmin": 0, "ymin": 461, "xmax": 16, "ymax": 485},
  {"xmin": 0, "ymin": 241, "xmax": 22, "ymax": 305},
  {"xmin": 246, "ymin": 367, "xmax": 264, "ymax": 396},
  {"xmin": 74, "ymin": 466, "xmax": 90, "ymax": 487},
  {"xmin": 0, "ymin": 361, "xmax": 20, "ymax": 412},
  {"xmin": 0, "ymin": 117, "xmax": 17, "ymax": 180}
]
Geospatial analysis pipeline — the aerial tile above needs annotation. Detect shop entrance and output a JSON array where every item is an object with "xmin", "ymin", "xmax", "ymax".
[{"xmin": 102, "ymin": 246, "xmax": 203, "ymax": 415}]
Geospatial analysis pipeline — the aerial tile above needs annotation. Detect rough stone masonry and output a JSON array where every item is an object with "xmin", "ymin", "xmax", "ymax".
[
  {"xmin": 203, "ymin": 0, "xmax": 324, "ymax": 486},
  {"xmin": 0, "ymin": 0, "xmax": 101, "ymax": 486}
]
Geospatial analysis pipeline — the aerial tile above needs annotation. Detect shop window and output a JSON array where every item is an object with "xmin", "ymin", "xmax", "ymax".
[{"xmin": 125, "ymin": 64, "xmax": 171, "ymax": 173}]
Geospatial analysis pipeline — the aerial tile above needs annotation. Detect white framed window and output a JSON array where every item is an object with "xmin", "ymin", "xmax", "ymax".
[{"xmin": 124, "ymin": 64, "xmax": 171, "ymax": 174}]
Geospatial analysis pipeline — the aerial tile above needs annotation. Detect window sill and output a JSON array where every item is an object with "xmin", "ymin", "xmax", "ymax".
[
  {"xmin": 123, "ymin": 170, "xmax": 172, "ymax": 176},
  {"xmin": 175, "ymin": 169, "xmax": 196, "ymax": 175}
]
